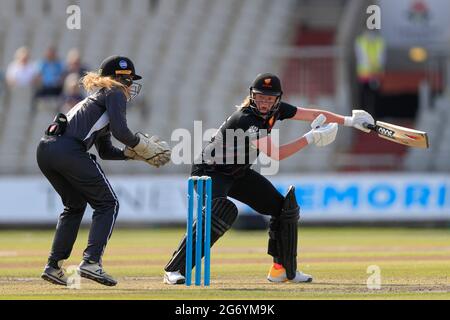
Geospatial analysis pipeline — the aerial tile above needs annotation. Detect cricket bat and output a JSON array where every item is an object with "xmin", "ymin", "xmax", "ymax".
[{"xmin": 363, "ymin": 121, "xmax": 429, "ymax": 149}]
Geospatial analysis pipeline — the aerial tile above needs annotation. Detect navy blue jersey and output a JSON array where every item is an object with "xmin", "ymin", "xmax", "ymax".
[
  {"xmin": 201, "ymin": 102, "xmax": 297, "ymax": 175},
  {"xmin": 65, "ymin": 87, "xmax": 139, "ymax": 160}
]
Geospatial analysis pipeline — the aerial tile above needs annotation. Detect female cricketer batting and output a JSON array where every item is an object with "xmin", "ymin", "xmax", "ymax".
[
  {"xmin": 37, "ymin": 55, "xmax": 171, "ymax": 286},
  {"xmin": 164, "ymin": 73, "xmax": 374, "ymax": 284}
]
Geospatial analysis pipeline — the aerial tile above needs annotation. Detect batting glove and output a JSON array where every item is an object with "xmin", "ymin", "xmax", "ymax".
[
  {"xmin": 344, "ymin": 110, "xmax": 375, "ymax": 133},
  {"xmin": 304, "ymin": 114, "xmax": 338, "ymax": 147}
]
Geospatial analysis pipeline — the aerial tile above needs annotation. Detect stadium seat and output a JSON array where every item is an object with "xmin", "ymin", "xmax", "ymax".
[
  {"xmin": 99, "ymin": 0, "xmax": 123, "ymax": 19},
  {"xmin": 0, "ymin": 88, "xmax": 33, "ymax": 173},
  {"xmin": 22, "ymin": 103, "xmax": 57, "ymax": 173},
  {"xmin": 0, "ymin": 0, "xmax": 328, "ymax": 174},
  {"xmin": 48, "ymin": 0, "xmax": 72, "ymax": 21},
  {"xmin": 22, "ymin": 0, "xmax": 45, "ymax": 20},
  {"xmin": 128, "ymin": 0, "xmax": 153, "ymax": 21},
  {"xmin": 0, "ymin": 0, "xmax": 16, "ymax": 21},
  {"xmin": 109, "ymin": 20, "xmax": 143, "ymax": 60},
  {"xmin": 1, "ymin": 17, "xmax": 27, "ymax": 68},
  {"xmin": 29, "ymin": 19, "xmax": 60, "ymax": 59}
]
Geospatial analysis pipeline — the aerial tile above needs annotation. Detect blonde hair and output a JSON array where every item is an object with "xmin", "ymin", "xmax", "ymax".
[
  {"xmin": 236, "ymin": 95, "xmax": 251, "ymax": 109},
  {"xmin": 80, "ymin": 72, "xmax": 130, "ymax": 100}
]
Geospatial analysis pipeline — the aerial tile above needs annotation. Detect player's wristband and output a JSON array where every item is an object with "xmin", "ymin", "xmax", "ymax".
[
  {"xmin": 344, "ymin": 116, "xmax": 353, "ymax": 127},
  {"xmin": 303, "ymin": 131, "xmax": 314, "ymax": 145}
]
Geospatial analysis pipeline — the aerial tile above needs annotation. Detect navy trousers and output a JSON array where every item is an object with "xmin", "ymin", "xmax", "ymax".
[{"xmin": 37, "ymin": 135, "xmax": 119, "ymax": 263}]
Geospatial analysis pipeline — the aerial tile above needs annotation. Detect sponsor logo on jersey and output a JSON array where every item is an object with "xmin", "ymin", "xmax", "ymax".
[{"xmin": 248, "ymin": 125, "xmax": 259, "ymax": 134}]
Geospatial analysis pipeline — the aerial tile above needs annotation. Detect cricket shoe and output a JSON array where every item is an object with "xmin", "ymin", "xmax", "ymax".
[
  {"xmin": 77, "ymin": 260, "xmax": 117, "ymax": 286},
  {"xmin": 163, "ymin": 271, "xmax": 185, "ymax": 285},
  {"xmin": 41, "ymin": 261, "xmax": 67, "ymax": 286},
  {"xmin": 267, "ymin": 263, "xmax": 313, "ymax": 283}
]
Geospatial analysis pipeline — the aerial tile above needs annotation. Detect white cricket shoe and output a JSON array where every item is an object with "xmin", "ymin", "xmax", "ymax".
[
  {"xmin": 77, "ymin": 260, "xmax": 117, "ymax": 287},
  {"xmin": 163, "ymin": 271, "xmax": 185, "ymax": 285},
  {"xmin": 290, "ymin": 271, "xmax": 313, "ymax": 283},
  {"xmin": 267, "ymin": 264, "xmax": 313, "ymax": 283}
]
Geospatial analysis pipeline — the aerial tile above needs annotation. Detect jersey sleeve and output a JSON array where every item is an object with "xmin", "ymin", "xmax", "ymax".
[
  {"xmin": 105, "ymin": 88, "xmax": 139, "ymax": 148},
  {"xmin": 95, "ymin": 132, "xmax": 127, "ymax": 160},
  {"xmin": 278, "ymin": 102, "xmax": 297, "ymax": 121}
]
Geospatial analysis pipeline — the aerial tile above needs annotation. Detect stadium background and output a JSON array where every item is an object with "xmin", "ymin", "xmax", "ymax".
[{"xmin": 0, "ymin": 0, "xmax": 449, "ymax": 226}]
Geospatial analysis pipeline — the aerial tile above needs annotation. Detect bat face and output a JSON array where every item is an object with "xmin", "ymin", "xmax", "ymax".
[{"xmin": 374, "ymin": 121, "xmax": 429, "ymax": 148}]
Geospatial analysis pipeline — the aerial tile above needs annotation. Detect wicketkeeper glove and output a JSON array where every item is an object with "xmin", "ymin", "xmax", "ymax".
[
  {"xmin": 125, "ymin": 133, "xmax": 172, "ymax": 168},
  {"xmin": 303, "ymin": 114, "xmax": 338, "ymax": 147},
  {"xmin": 344, "ymin": 109, "xmax": 375, "ymax": 133}
]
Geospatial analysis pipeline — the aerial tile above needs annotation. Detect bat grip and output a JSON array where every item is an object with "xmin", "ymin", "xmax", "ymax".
[{"xmin": 363, "ymin": 122, "xmax": 377, "ymax": 131}]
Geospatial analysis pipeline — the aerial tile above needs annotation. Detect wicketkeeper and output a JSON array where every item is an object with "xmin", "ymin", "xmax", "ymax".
[
  {"xmin": 37, "ymin": 56, "xmax": 171, "ymax": 286},
  {"xmin": 164, "ymin": 73, "xmax": 374, "ymax": 284}
]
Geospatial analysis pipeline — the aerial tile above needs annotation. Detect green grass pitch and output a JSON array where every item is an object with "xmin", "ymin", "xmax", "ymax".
[{"xmin": 0, "ymin": 227, "xmax": 449, "ymax": 299}]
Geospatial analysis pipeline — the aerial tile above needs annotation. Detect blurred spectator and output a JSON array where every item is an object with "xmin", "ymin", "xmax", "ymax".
[
  {"xmin": 34, "ymin": 46, "xmax": 65, "ymax": 100},
  {"xmin": 5, "ymin": 46, "xmax": 38, "ymax": 88},
  {"xmin": 59, "ymin": 72, "xmax": 84, "ymax": 113},
  {"xmin": 64, "ymin": 48, "xmax": 88, "ymax": 79},
  {"xmin": 354, "ymin": 30, "xmax": 386, "ymax": 115}
]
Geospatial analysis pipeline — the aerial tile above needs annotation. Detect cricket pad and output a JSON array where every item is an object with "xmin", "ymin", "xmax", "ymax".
[
  {"xmin": 267, "ymin": 185, "xmax": 300, "ymax": 280},
  {"xmin": 165, "ymin": 197, "xmax": 238, "ymax": 274}
]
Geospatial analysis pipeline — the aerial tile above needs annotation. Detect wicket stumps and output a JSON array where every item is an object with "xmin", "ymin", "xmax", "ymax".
[{"xmin": 186, "ymin": 176, "xmax": 212, "ymax": 286}]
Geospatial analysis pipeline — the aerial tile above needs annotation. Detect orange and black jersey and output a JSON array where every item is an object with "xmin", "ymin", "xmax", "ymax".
[{"xmin": 200, "ymin": 102, "xmax": 297, "ymax": 176}]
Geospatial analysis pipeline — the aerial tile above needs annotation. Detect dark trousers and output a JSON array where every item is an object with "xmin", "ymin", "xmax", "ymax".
[
  {"xmin": 192, "ymin": 165, "xmax": 284, "ymax": 218},
  {"xmin": 36, "ymin": 136, "xmax": 119, "ymax": 264}
]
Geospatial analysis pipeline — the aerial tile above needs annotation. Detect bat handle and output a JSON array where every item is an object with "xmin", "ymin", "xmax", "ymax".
[{"xmin": 363, "ymin": 122, "xmax": 377, "ymax": 131}]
